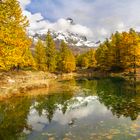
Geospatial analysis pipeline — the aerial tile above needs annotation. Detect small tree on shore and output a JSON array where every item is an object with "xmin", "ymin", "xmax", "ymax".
[{"xmin": 34, "ymin": 40, "xmax": 47, "ymax": 71}]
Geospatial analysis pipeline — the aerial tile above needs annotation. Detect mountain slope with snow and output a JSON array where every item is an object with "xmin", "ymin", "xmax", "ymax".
[
  {"xmin": 33, "ymin": 18, "xmax": 100, "ymax": 49},
  {"xmin": 50, "ymin": 30, "xmax": 98, "ymax": 48},
  {"xmin": 33, "ymin": 30, "xmax": 99, "ymax": 48}
]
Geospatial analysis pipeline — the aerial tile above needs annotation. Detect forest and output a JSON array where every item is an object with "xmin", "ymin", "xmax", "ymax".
[{"xmin": 1, "ymin": 0, "xmax": 140, "ymax": 75}]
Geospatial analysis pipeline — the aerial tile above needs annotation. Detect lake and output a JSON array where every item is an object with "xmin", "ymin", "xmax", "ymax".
[{"xmin": 0, "ymin": 77, "xmax": 140, "ymax": 140}]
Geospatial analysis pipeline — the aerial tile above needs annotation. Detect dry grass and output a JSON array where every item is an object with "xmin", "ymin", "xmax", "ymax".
[{"xmin": 0, "ymin": 71, "xmax": 53, "ymax": 96}]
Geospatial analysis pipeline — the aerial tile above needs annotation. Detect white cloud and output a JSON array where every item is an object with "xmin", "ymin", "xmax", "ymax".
[
  {"xmin": 53, "ymin": 100, "xmax": 109, "ymax": 125},
  {"xmin": 19, "ymin": 0, "xmax": 140, "ymax": 41},
  {"xmin": 19, "ymin": 0, "xmax": 93, "ymax": 38},
  {"xmin": 23, "ymin": 10, "xmax": 93, "ymax": 37},
  {"xmin": 71, "ymin": 24, "xmax": 93, "ymax": 37},
  {"xmin": 52, "ymin": 18, "xmax": 93, "ymax": 37},
  {"xmin": 23, "ymin": 11, "xmax": 44, "ymax": 22}
]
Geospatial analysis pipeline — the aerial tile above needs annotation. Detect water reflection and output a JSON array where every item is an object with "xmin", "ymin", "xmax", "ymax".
[
  {"xmin": 0, "ymin": 77, "xmax": 140, "ymax": 139},
  {"xmin": 96, "ymin": 77, "xmax": 140, "ymax": 120},
  {"xmin": 35, "ymin": 92, "xmax": 73, "ymax": 122},
  {"xmin": 0, "ymin": 97, "xmax": 31, "ymax": 140}
]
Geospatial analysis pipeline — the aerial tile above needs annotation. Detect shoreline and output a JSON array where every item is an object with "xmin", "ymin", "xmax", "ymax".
[
  {"xmin": 0, "ymin": 71, "xmax": 78, "ymax": 99},
  {"xmin": 0, "ymin": 71, "xmax": 52, "ymax": 97},
  {"xmin": 0, "ymin": 70, "xmax": 138, "ymax": 99}
]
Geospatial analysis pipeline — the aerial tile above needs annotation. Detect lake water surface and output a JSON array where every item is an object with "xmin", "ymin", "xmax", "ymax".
[{"xmin": 0, "ymin": 77, "xmax": 140, "ymax": 140}]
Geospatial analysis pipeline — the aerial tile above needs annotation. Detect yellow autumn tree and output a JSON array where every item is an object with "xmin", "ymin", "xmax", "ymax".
[
  {"xmin": 95, "ymin": 43, "xmax": 110, "ymax": 70},
  {"xmin": 77, "ymin": 49, "xmax": 96, "ymax": 69},
  {"xmin": 58, "ymin": 40, "xmax": 76, "ymax": 73},
  {"xmin": 86, "ymin": 49, "xmax": 97, "ymax": 68},
  {"xmin": 95, "ymin": 28, "xmax": 140, "ymax": 73},
  {"xmin": 0, "ymin": 0, "xmax": 34, "ymax": 71},
  {"xmin": 121, "ymin": 29, "xmax": 140, "ymax": 74},
  {"xmin": 34, "ymin": 39, "xmax": 47, "ymax": 71}
]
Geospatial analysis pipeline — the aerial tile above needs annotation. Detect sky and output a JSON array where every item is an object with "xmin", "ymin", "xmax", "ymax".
[{"xmin": 19, "ymin": 0, "xmax": 140, "ymax": 41}]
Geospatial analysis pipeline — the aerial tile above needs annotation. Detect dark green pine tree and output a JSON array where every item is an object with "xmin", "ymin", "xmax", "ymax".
[{"xmin": 46, "ymin": 31, "xmax": 57, "ymax": 72}]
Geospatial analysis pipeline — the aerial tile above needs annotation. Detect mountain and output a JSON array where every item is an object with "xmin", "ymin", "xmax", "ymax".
[{"xmin": 32, "ymin": 18, "xmax": 100, "ymax": 53}]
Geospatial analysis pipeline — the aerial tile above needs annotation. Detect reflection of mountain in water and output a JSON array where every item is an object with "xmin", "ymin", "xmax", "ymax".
[
  {"xmin": 31, "ymin": 77, "xmax": 140, "ymax": 123},
  {"xmin": 56, "ymin": 96, "xmax": 98, "ymax": 111},
  {"xmin": 0, "ymin": 77, "xmax": 140, "ymax": 139}
]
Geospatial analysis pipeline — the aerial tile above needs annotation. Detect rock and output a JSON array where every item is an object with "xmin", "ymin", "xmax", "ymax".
[
  {"xmin": 106, "ymin": 135, "xmax": 113, "ymax": 139},
  {"xmin": 7, "ymin": 78, "xmax": 15, "ymax": 84},
  {"xmin": 48, "ymin": 137, "xmax": 55, "ymax": 140},
  {"xmin": 68, "ymin": 118, "xmax": 76, "ymax": 125},
  {"xmin": 65, "ymin": 132, "xmax": 72, "ymax": 137},
  {"xmin": 63, "ymin": 138, "xmax": 71, "ymax": 140}
]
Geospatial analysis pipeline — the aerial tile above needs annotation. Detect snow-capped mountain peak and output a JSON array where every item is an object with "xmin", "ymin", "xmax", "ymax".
[
  {"xmin": 33, "ymin": 18, "xmax": 100, "ymax": 48},
  {"xmin": 49, "ymin": 30, "xmax": 98, "ymax": 48}
]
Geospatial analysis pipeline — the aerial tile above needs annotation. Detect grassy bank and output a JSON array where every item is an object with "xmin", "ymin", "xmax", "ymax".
[
  {"xmin": 0, "ymin": 70, "xmax": 79, "ymax": 98},
  {"xmin": 0, "ymin": 71, "xmax": 57, "ymax": 96}
]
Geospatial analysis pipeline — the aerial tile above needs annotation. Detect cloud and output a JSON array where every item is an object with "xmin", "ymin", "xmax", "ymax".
[
  {"xmin": 22, "ymin": 10, "xmax": 48, "ymax": 34},
  {"xmin": 22, "ymin": 11, "xmax": 93, "ymax": 37},
  {"xmin": 20, "ymin": 0, "xmax": 140, "ymax": 41},
  {"xmin": 19, "ymin": 0, "xmax": 93, "ymax": 38},
  {"xmin": 52, "ymin": 18, "xmax": 93, "ymax": 37}
]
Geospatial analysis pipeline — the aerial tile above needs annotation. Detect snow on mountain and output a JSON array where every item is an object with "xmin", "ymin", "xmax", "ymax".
[
  {"xmin": 56, "ymin": 96, "xmax": 98, "ymax": 111},
  {"xmin": 33, "ymin": 18, "xmax": 100, "ymax": 48},
  {"xmin": 50, "ymin": 30, "xmax": 98, "ymax": 48}
]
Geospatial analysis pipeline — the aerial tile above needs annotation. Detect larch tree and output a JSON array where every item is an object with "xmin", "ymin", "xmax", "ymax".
[
  {"xmin": 0, "ymin": 0, "xmax": 34, "ymax": 71},
  {"xmin": 124, "ymin": 29, "xmax": 140, "ymax": 74},
  {"xmin": 76, "ymin": 49, "xmax": 96, "ymax": 69},
  {"xmin": 86, "ymin": 49, "xmax": 97, "ymax": 68},
  {"xmin": 80, "ymin": 56, "xmax": 89, "ymax": 68},
  {"xmin": 96, "ymin": 28, "xmax": 140, "ymax": 73},
  {"xmin": 58, "ymin": 40, "xmax": 76, "ymax": 73},
  {"xmin": 34, "ymin": 39, "xmax": 47, "ymax": 71},
  {"xmin": 95, "ymin": 43, "xmax": 110, "ymax": 71},
  {"xmin": 46, "ymin": 31, "xmax": 57, "ymax": 72}
]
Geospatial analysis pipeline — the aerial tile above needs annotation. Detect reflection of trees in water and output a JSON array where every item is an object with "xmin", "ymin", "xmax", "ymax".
[
  {"xmin": 96, "ymin": 77, "xmax": 140, "ymax": 120},
  {"xmin": 0, "ymin": 92, "xmax": 73, "ymax": 139},
  {"xmin": 77, "ymin": 79, "xmax": 97, "ymax": 96},
  {"xmin": 35, "ymin": 92, "xmax": 73, "ymax": 122},
  {"xmin": 0, "ymin": 97, "xmax": 32, "ymax": 140},
  {"xmin": 0, "ymin": 77, "xmax": 140, "ymax": 139}
]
